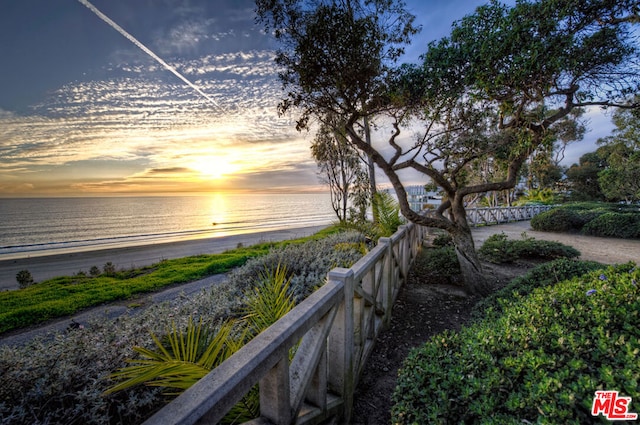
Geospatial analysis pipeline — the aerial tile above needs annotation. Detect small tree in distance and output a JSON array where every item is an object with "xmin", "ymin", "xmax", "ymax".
[{"xmin": 311, "ymin": 117, "xmax": 370, "ymax": 222}]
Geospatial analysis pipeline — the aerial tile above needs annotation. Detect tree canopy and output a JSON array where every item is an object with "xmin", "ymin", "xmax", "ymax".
[{"xmin": 255, "ymin": 0, "xmax": 640, "ymax": 294}]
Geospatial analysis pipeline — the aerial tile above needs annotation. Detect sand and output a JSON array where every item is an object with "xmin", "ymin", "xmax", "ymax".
[{"xmin": 0, "ymin": 225, "xmax": 328, "ymax": 291}]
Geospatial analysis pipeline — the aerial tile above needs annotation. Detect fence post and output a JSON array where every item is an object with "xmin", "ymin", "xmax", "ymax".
[
  {"xmin": 327, "ymin": 268, "xmax": 355, "ymax": 424},
  {"xmin": 378, "ymin": 236, "xmax": 394, "ymax": 326}
]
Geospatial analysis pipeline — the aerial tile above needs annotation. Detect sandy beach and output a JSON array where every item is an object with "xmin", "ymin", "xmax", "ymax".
[{"xmin": 0, "ymin": 225, "xmax": 328, "ymax": 291}]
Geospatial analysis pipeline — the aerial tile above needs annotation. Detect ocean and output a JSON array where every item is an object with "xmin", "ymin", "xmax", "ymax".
[{"xmin": 0, "ymin": 193, "xmax": 335, "ymax": 258}]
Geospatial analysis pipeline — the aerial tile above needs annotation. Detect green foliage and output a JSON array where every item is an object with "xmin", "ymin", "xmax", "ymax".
[
  {"xmin": 515, "ymin": 188, "xmax": 558, "ymax": 205},
  {"xmin": 478, "ymin": 233, "xmax": 580, "ymax": 264},
  {"xmin": 241, "ymin": 264, "xmax": 296, "ymax": 338},
  {"xmin": 419, "ymin": 247, "xmax": 460, "ymax": 283},
  {"xmin": 581, "ymin": 212, "xmax": 640, "ymax": 239},
  {"xmin": 103, "ymin": 261, "xmax": 117, "ymax": 275},
  {"xmin": 105, "ymin": 263, "xmax": 296, "ymax": 422},
  {"xmin": 105, "ymin": 318, "xmax": 243, "ymax": 395},
  {"xmin": 372, "ymin": 191, "xmax": 404, "ymax": 237},
  {"xmin": 226, "ymin": 230, "xmax": 368, "ymax": 302},
  {"xmin": 312, "ymin": 117, "xmax": 370, "ymax": 222},
  {"xmin": 530, "ymin": 207, "xmax": 583, "ymax": 232},
  {"xmin": 0, "ymin": 228, "xmax": 367, "ymax": 424},
  {"xmin": 472, "ymin": 258, "xmax": 605, "ymax": 322},
  {"xmin": 15, "ymin": 270, "xmax": 35, "ymax": 289},
  {"xmin": 0, "ymin": 228, "xmax": 346, "ymax": 334},
  {"xmin": 431, "ymin": 232, "xmax": 453, "ymax": 247},
  {"xmin": 531, "ymin": 203, "xmax": 640, "ymax": 239},
  {"xmin": 392, "ymin": 264, "xmax": 640, "ymax": 424}
]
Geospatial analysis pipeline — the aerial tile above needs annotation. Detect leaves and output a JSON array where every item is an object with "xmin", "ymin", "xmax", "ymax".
[{"xmin": 104, "ymin": 318, "xmax": 241, "ymax": 395}]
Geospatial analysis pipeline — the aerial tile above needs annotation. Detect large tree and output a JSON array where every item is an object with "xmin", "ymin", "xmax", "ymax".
[{"xmin": 256, "ymin": 0, "xmax": 639, "ymax": 295}]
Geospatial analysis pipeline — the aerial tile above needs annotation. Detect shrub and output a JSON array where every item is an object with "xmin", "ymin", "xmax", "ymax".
[
  {"xmin": 472, "ymin": 258, "xmax": 605, "ymax": 321},
  {"xmin": 414, "ymin": 246, "xmax": 460, "ymax": 283},
  {"xmin": 431, "ymin": 232, "xmax": 453, "ymax": 247},
  {"xmin": 581, "ymin": 212, "xmax": 640, "ymax": 239},
  {"xmin": 0, "ymin": 229, "xmax": 368, "ymax": 424},
  {"xmin": 392, "ymin": 264, "xmax": 640, "ymax": 424},
  {"xmin": 478, "ymin": 233, "xmax": 580, "ymax": 264},
  {"xmin": 89, "ymin": 266, "xmax": 101, "ymax": 276},
  {"xmin": 16, "ymin": 270, "xmax": 35, "ymax": 289},
  {"xmin": 103, "ymin": 262, "xmax": 117, "ymax": 275},
  {"xmin": 530, "ymin": 207, "xmax": 582, "ymax": 232},
  {"xmin": 226, "ymin": 231, "xmax": 367, "ymax": 302}
]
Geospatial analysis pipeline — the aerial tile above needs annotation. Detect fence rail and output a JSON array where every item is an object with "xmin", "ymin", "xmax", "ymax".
[
  {"xmin": 465, "ymin": 205, "xmax": 553, "ymax": 226},
  {"xmin": 143, "ymin": 223, "xmax": 425, "ymax": 425}
]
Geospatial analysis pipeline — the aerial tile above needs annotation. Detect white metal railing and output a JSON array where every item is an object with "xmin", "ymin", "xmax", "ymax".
[
  {"xmin": 142, "ymin": 223, "xmax": 424, "ymax": 425},
  {"xmin": 465, "ymin": 205, "xmax": 553, "ymax": 226}
]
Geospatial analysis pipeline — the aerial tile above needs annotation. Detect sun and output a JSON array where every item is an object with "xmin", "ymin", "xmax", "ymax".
[{"xmin": 189, "ymin": 156, "xmax": 241, "ymax": 180}]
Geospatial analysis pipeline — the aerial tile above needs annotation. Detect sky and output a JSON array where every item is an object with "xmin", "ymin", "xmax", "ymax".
[{"xmin": 0, "ymin": 0, "xmax": 616, "ymax": 197}]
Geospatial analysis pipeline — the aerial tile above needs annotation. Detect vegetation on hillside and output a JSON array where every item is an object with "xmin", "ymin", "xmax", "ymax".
[
  {"xmin": 393, "ymin": 262, "xmax": 639, "ymax": 424},
  {"xmin": 0, "ymin": 229, "xmax": 369, "ymax": 424},
  {"xmin": 531, "ymin": 203, "xmax": 640, "ymax": 239}
]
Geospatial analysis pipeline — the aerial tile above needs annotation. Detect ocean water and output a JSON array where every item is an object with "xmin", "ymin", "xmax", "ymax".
[{"xmin": 0, "ymin": 193, "xmax": 335, "ymax": 258}]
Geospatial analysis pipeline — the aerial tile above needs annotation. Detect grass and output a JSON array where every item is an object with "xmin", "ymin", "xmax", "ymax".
[{"xmin": 0, "ymin": 225, "xmax": 341, "ymax": 334}]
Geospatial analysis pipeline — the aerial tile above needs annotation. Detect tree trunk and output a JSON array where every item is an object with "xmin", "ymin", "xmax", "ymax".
[
  {"xmin": 450, "ymin": 226, "xmax": 492, "ymax": 296},
  {"xmin": 364, "ymin": 115, "xmax": 377, "ymax": 222}
]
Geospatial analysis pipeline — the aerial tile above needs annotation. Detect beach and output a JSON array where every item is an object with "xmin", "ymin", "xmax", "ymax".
[{"xmin": 0, "ymin": 224, "xmax": 328, "ymax": 291}]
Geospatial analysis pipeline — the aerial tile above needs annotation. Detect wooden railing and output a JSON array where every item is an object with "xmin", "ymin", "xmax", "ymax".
[
  {"xmin": 143, "ymin": 223, "xmax": 425, "ymax": 425},
  {"xmin": 466, "ymin": 205, "xmax": 553, "ymax": 227}
]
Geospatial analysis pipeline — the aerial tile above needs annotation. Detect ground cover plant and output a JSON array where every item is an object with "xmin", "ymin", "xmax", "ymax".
[
  {"xmin": 478, "ymin": 232, "xmax": 580, "ymax": 264},
  {"xmin": 472, "ymin": 258, "xmax": 605, "ymax": 322},
  {"xmin": 392, "ymin": 263, "xmax": 640, "ymax": 424},
  {"xmin": 0, "ymin": 226, "xmax": 344, "ymax": 335},
  {"xmin": 0, "ymin": 229, "xmax": 367, "ymax": 425},
  {"xmin": 531, "ymin": 203, "xmax": 640, "ymax": 239}
]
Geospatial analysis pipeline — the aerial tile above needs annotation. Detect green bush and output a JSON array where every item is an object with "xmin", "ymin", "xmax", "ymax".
[
  {"xmin": 432, "ymin": 232, "xmax": 453, "ymax": 247},
  {"xmin": 530, "ymin": 207, "xmax": 583, "ymax": 232},
  {"xmin": 392, "ymin": 264, "xmax": 640, "ymax": 424},
  {"xmin": 16, "ymin": 270, "xmax": 35, "ymax": 289},
  {"xmin": 419, "ymin": 246, "xmax": 460, "ymax": 283},
  {"xmin": 478, "ymin": 233, "xmax": 580, "ymax": 264},
  {"xmin": 472, "ymin": 258, "xmax": 605, "ymax": 321},
  {"xmin": 581, "ymin": 212, "xmax": 640, "ymax": 239}
]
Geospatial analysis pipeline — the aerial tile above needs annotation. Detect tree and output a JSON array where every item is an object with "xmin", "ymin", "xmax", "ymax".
[
  {"xmin": 598, "ymin": 147, "xmax": 640, "ymax": 202},
  {"xmin": 565, "ymin": 151, "xmax": 608, "ymax": 200},
  {"xmin": 597, "ymin": 102, "xmax": 640, "ymax": 202},
  {"xmin": 311, "ymin": 118, "xmax": 370, "ymax": 222},
  {"xmin": 256, "ymin": 0, "xmax": 639, "ymax": 295}
]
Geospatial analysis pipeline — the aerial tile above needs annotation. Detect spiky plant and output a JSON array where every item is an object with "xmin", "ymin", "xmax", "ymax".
[
  {"xmin": 104, "ymin": 318, "xmax": 244, "ymax": 395},
  {"xmin": 372, "ymin": 191, "xmax": 403, "ymax": 237},
  {"xmin": 105, "ymin": 263, "xmax": 296, "ymax": 422},
  {"xmin": 242, "ymin": 263, "xmax": 295, "ymax": 338}
]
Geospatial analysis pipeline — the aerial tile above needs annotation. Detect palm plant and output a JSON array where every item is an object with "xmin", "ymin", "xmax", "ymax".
[
  {"xmin": 372, "ymin": 191, "xmax": 403, "ymax": 237},
  {"xmin": 104, "ymin": 317, "xmax": 244, "ymax": 395},
  {"xmin": 241, "ymin": 263, "xmax": 295, "ymax": 338},
  {"xmin": 105, "ymin": 263, "xmax": 296, "ymax": 422}
]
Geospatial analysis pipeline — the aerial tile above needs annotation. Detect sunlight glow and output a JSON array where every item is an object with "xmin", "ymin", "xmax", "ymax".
[{"xmin": 189, "ymin": 156, "xmax": 241, "ymax": 180}]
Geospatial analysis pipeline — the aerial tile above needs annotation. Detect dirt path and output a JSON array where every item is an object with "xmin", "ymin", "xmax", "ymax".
[
  {"xmin": 470, "ymin": 220, "xmax": 640, "ymax": 265},
  {"xmin": 352, "ymin": 222, "xmax": 639, "ymax": 424}
]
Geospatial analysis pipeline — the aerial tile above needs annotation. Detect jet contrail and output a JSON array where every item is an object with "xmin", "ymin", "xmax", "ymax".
[{"xmin": 77, "ymin": 0, "xmax": 224, "ymax": 112}]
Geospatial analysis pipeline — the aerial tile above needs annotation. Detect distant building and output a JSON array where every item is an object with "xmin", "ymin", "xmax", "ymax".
[{"xmin": 383, "ymin": 185, "xmax": 442, "ymax": 213}]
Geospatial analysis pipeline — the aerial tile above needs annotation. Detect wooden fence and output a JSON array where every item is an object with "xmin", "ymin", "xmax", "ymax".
[
  {"xmin": 466, "ymin": 205, "xmax": 553, "ymax": 227},
  {"xmin": 143, "ymin": 223, "xmax": 425, "ymax": 425}
]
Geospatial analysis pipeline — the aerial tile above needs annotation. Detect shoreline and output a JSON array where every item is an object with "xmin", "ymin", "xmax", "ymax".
[{"xmin": 0, "ymin": 224, "xmax": 329, "ymax": 291}]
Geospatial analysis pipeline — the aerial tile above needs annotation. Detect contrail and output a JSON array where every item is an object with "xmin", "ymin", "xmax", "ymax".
[{"xmin": 77, "ymin": 0, "xmax": 224, "ymax": 112}]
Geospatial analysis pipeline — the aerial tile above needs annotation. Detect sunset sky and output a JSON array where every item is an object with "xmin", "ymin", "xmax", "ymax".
[{"xmin": 0, "ymin": 0, "xmax": 614, "ymax": 197}]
